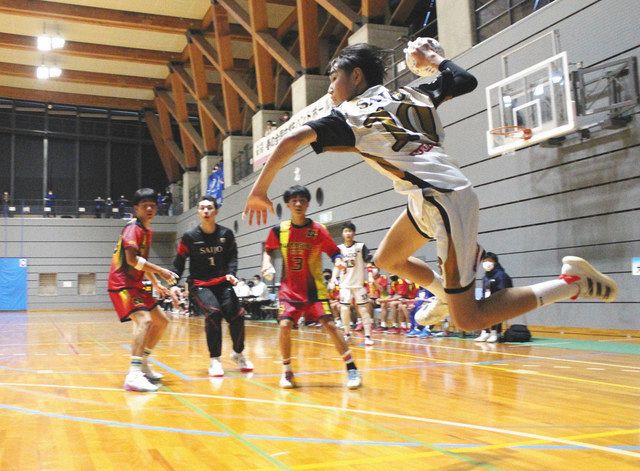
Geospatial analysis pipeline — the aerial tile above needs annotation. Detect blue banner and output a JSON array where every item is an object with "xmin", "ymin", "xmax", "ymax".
[
  {"xmin": 0, "ymin": 258, "xmax": 27, "ymax": 311},
  {"xmin": 206, "ymin": 164, "xmax": 224, "ymax": 207}
]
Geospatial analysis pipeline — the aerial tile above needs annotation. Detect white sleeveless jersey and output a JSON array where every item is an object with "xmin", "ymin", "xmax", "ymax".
[
  {"xmin": 335, "ymin": 85, "xmax": 471, "ymax": 194},
  {"xmin": 338, "ymin": 242, "xmax": 369, "ymax": 288}
]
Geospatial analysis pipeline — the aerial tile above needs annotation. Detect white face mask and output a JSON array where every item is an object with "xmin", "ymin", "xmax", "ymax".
[{"xmin": 482, "ymin": 261, "xmax": 495, "ymax": 272}]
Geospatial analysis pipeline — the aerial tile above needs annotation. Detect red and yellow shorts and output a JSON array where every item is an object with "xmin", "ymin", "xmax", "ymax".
[
  {"xmin": 278, "ymin": 300, "xmax": 332, "ymax": 324},
  {"xmin": 109, "ymin": 287, "xmax": 158, "ymax": 322}
]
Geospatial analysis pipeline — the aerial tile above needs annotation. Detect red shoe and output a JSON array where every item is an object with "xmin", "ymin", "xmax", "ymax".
[
  {"xmin": 354, "ymin": 323, "xmax": 364, "ymax": 332},
  {"xmin": 386, "ymin": 327, "xmax": 401, "ymax": 334},
  {"xmin": 373, "ymin": 326, "xmax": 387, "ymax": 333}
]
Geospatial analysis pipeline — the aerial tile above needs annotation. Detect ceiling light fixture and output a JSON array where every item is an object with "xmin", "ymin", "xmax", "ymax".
[
  {"xmin": 37, "ymin": 35, "xmax": 52, "ymax": 51},
  {"xmin": 36, "ymin": 65, "xmax": 50, "ymax": 80},
  {"xmin": 51, "ymin": 35, "xmax": 65, "ymax": 49}
]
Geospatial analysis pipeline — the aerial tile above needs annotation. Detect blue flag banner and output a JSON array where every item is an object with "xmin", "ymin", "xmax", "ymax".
[
  {"xmin": 206, "ymin": 164, "xmax": 224, "ymax": 207},
  {"xmin": 0, "ymin": 258, "xmax": 27, "ymax": 310}
]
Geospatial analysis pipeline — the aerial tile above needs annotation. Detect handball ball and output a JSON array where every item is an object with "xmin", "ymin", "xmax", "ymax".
[{"xmin": 404, "ymin": 37, "xmax": 445, "ymax": 77}]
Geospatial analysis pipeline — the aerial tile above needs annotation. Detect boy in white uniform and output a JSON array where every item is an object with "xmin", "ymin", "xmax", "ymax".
[
  {"xmin": 244, "ymin": 42, "xmax": 617, "ymax": 336},
  {"xmin": 334, "ymin": 222, "xmax": 374, "ymax": 346}
]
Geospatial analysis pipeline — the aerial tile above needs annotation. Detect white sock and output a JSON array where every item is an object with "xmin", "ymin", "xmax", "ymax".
[
  {"xmin": 426, "ymin": 271, "xmax": 447, "ymax": 300},
  {"xmin": 530, "ymin": 279, "xmax": 579, "ymax": 307}
]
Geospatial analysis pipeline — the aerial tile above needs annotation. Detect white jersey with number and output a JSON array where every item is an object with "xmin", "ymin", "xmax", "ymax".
[{"xmin": 338, "ymin": 242, "xmax": 370, "ymax": 288}]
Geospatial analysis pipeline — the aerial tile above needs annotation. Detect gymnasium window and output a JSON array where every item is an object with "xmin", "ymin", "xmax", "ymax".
[
  {"xmin": 78, "ymin": 273, "xmax": 96, "ymax": 295},
  {"xmin": 475, "ymin": 0, "xmax": 556, "ymax": 43},
  {"xmin": 38, "ymin": 273, "xmax": 58, "ymax": 296}
]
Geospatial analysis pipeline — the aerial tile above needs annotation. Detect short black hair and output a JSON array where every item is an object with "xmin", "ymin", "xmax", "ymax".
[
  {"xmin": 483, "ymin": 252, "xmax": 499, "ymax": 263},
  {"xmin": 198, "ymin": 195, "xmax": 220, "ymax": 209},
  {"xmin": 283, "ymin": 185, "xmax": 311, "ymax": 203},
  {"xmin": 132, "ymin": 188, "xmax": 157, "ymax": 205},
  {"xmin": 322, "ymin": 268, "xmax": 333, "ymax": 275},
  {"xmin": 341, "ymin": 222, "xmax": 356, "ymax": 232},
  {"xmin": 328, "ymin": 43, "xmax": 387, "ymax": 87}
]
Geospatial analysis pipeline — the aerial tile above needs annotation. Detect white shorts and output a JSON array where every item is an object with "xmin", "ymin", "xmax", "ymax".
[
  {"xmin": 406, "ymin": 186, "xmax": 483, "ymax": 293},
  {"xmin": 339, "ymin": 287, "xmax": 369, "ymax": 305}
]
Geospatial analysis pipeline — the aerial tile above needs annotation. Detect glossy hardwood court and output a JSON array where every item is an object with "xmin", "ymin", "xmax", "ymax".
[{"xmin": 0, "ymin": 311, "xmax": 638, "ymax": 470}]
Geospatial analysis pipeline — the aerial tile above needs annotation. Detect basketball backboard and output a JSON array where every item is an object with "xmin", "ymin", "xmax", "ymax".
[{"xmin": 486, "ymin": 51, "xmax": 576, "ymax": 156}]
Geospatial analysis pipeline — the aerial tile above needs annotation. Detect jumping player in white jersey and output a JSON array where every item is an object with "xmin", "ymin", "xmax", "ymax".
[
  {"xmin": 334, "ymin": 222, "xmax": 374, "ymax": 346},
  {"xmin": 244, "ymin": 42, "xmax": 617, "ymax": 334}
]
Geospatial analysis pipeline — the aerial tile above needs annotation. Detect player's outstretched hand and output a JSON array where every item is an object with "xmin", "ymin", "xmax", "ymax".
[
  {"xmin": 244, "ymin": 193, "xmax": 274, "ymax": 226},
  {"xmin": 225, "ymin": 274, "xmax": 239, "ymax": 286},
  {"xmin": 170, "ymin": 285, "xmax": 181, "ymax": 304},
  {"xmin": 159, "ymin": 268, "xmax": 179, "ymax": 286},
  {"xmin": 156, "ymin": 284, "xmax": 171, "ymax": 298}
]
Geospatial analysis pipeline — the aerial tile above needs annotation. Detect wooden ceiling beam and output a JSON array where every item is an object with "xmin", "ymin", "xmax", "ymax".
[
  {"xmin": 0, "ymin": 0, "xmax": 201, "ymax": 34},
  {"xmin": 156, "ymin": 87, "xmax": 199, "ymax": 168},
  {"xmin": 245, "ymin": 0, "xmax": 275, "ymax": 106},
  {"xmin": 296, "ymin": 0, "xmax": 319, "ymax": 72},
  {"xmin": 186, "ymin": 44, "xmax": 218, "ymax": 152},
  {"xmin": 188, "ymin": 31, "xmax": 257, "ymax": 111},
  {"xmin": 0, "ymin": 62, "xmax": 163, "ymax": 89},
  {"xmin": 218, "ymin": 0, "xmax": 301, "ymax": 78},
  {"xmin": 0, "ymin": 32, "xmax": 180, "ymax": 64},
  {"xmin": 362, "ymin": 0, "xmax": 387, "ymax": 21},
  {"xmin": 0, "ymin": 85, "xmax": 151, "ymax": 110},
  {"xmin": 389, "ymin": 0, "xmax": 419, "ymax": 25},
  {"xmin": 314, "ymin": 0, "xmax": 361, "ymax": 31},
  {"xmin": 143, "ymin": 109, "xmax": 181, "ymax": 182},
  {"xmin": 154, "ymin": 96, "xmax": 187, "ymax": 170},
  {"xmin": 212, "ymin": 3, "xmax": 242, "ymax": 133}
]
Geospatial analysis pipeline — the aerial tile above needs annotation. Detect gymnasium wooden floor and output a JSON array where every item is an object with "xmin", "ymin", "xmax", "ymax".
[{"xmin": 0, "ymin": 311, "xmax": 638, "ymax": 470}]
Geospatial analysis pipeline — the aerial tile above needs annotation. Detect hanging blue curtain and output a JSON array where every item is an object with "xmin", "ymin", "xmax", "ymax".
[
  {"xmin": 0, "ymin": 258, "xmax": 27, "ymax": 311},
  {"xmin": 206, "ymin": 163, "xmax": 225, "ymax": 208}
]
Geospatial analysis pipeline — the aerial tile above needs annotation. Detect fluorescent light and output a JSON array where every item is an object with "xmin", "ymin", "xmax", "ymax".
[
  {"xmin": 533, "ymin": 84, "xmax": 545, "ymax": 96},
  {"xmin": 51, "ymin": 35, "xmax": 65, "ymax": 49},
  {"xmin": 36, "ymin": 65, "xmax": 50, "ymax": 79},
  {"xmin": 37, "ymin": 35, "xmax": 52, "ymax": 51},
  {"xmin": 49, "ymin": 66, "xmax": 62, "ymax": 78}
]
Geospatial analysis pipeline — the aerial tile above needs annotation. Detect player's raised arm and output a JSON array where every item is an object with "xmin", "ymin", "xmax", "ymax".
[{"xmin": 244, "ymin": 125, "xmax": 318, "ymax": 226}]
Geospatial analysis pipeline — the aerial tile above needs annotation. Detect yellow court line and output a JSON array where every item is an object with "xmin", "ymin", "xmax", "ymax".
[
  {"xmin": 251, "ymin": 428, "xmax": 640, "ymax": 470},
  {"xmin": 1, "ymin": 382, "xmax": 638, "ymax": 461},
  {"xmin": 249, "ymin": 322, "xmax": 640, "ymax": 370},
  {"xmin": 283, "ymin": 335, "xmax": 640, "ymax": 392}
]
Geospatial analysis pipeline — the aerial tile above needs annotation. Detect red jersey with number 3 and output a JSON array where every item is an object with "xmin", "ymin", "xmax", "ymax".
[
  {"xmin": 108, "ymin": 219, "xmax": 152, "ymax": 290},
  {"xmin": 265, "ymin": 219, "xmax": 340, "ymax": 304}
]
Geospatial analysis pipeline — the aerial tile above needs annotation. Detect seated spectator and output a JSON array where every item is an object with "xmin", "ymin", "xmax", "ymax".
[
  {"xmin": 94, "ymin": 196, "xmax": 105, "ymax": 218},
  {"xmin": 44, "ymin": 189, "xmax": 56, "ymax": 217},
  {"xmin": 2, "ymin": 191, "xmax": 10, "ymax": 218},
  {"xmin": 105, "ymin": 197, "xmax": 114, "ymax": 218},
  {"xmin": 266, "ymin": 120, "xmax": 278, "ymax": 134},
  {"xmin": 116, "ymin": 195, "xmax": 128, "ymax": 218},
  {"xmin": 249, "ymin": 275, "xmax": 271, "ymax": 319}
]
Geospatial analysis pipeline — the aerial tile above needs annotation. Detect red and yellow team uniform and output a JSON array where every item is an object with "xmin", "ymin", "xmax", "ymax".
[
  {"xmin": 265, "ymin": 219, "xmax": 341, "ymax": 324},
  {"xmin": 108, "ymin": 219, "xmax": 157, "ymax": 322}
]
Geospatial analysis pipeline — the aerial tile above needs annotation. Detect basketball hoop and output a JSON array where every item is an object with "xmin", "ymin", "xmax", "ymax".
[
  {"xmin": 489, "ymin": 125, "xmax": 533, "ymax": 141},
  {"xmin": 489, "ymin": 125, "xmax": 533, "ymax": 153}
]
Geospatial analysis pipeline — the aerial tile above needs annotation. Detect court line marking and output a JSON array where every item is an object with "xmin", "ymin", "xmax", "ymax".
[
  {"xmin": 286, "ymin": 336, "xmax": 640, "ymax": 392},
  {"xmin": 249, "ymin": 323, "xmax": 640, "ymax": 370},
  {"xmin": 163, "ymin": 385, "xmax": 291, "ymax": 471},
  {"xmin": 0, "ymin": 382, "xmax": 637, "ymax": 460},
  {"xmin": 239, "ymin": 369, "xmax": 498, "ymax": 470}
]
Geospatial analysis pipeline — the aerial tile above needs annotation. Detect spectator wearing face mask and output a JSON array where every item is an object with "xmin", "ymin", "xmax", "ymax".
[{"xmin": 476, "ymin": 252, "xmax": 513, "ymax": 343}]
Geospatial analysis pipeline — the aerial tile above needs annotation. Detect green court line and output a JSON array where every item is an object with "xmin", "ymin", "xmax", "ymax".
[
  {"xmin": 241, "ymin": 373, "xmax": 501, "ymax": 471},
  {"xmin": 163, "ymin": 385, "xmax": 291, "ymax": 470},
  {"xmin": 454, "ymin": 336, "xmax": 640, "ymax": 355},
  {"xmin": 524, "ymin": 337, "xmax": 640, "ymax": 355}
]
